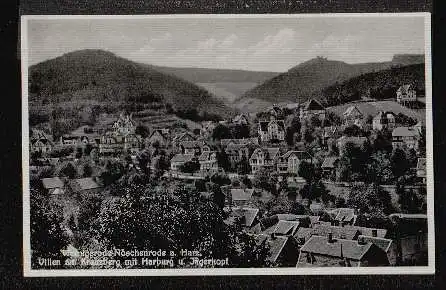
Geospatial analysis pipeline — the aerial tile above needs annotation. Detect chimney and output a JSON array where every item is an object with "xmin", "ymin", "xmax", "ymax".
[
  {"xmin": 372, "ymin": 229, "xmax": 378, "ymax": 237},
  {"xmin": 358, "ymin": 236, "xmax": 366, "ymax": 245},
  {"xmin": 328, "ymin": 232, "xmax": 334, "ymax": 243}
]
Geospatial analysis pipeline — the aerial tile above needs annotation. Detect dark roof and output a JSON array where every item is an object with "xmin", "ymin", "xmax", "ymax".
[
  {"xmin": 294, "ymin": 227, "xmax": 314, "ymax": 242},
  {"xmin": 300, "ymin": 235, "xmax": 376, "ymax": 260},
  {"xmin": 149, "ymin": 129, "xmax": 168, "ymax": 139},
  {"xmin": 359, "ymin": 235, "xmax": 393, "ymax": 252},
  {"xmin": 259, "ymin": 121, "xmax": 269, "ymax": 132},
  {"xmin": 41, "ymin": 177, "xmax": 64, "ymax": 189},
  {"xmin": 231, "ymin": 188, "xmax": 254, "ymax": 201},
  {"xmin": 171, "ymin": 154, "xmax": 194, "ymax": 163},
  {"xmin": 221, "ymin": 138, "xmax": 258, "ymax": 146},
  {"xmin": 397, "ymin": 84, "xmax": 414, "ymax": 93},
  {"xmin": 344, "ymin": 225, "xmax": 387, "ymax": 238},
  {"xmin": 255, "ymin": 234, "xmax": 289, "ymax": 263},
  {"xmin": 280, "ymin": 150, "xmax": 311, "ymax": 160},
  {"xmin": 232, "ymin": 207, "xmax": 259, "ymax": 227},
  {"xmin": 302, "ymin": 99, "xmax": 325, "ymax": 111},
  {"xmin": 70, "ymin": 178, "xmax": 101, "ymax": 192},
  {"xmin": 312, "ymin": 224, "xmax": 360, "ymax": 240}
]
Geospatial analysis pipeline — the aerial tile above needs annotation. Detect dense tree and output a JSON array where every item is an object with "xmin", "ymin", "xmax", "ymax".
[
  {"xmin": 212, "ymin": 124, "xmax": 231, "ymax": 140},
  {"xmin": 137, "ymin": 150, "xmax": 151, "ymax": 175},
  {"xmin": 230, "ymin": 124, "xmax": 250, "ymax": 139},
  {"xmin": 92, "ymin": 184, "xmax": 270, "ymax": 267},
  {"xmin": 391, "ymin": 148, "xmax": 410, "ymax": 179},
  {"xmin": 135, "ymin": 125, "xmax": 150, "ymax": 138},
  {"xmin": 210, "ymin": 172, "xmax": 231, "ymax": 186},
  {"xmin": 236, "ymin": 155, "xmax": 251, "ymax": 175},
  {"xmin": 343, "ymin": 124, "xmax": 363, "ymax": 137},
  {"xmin": 58, "ymin": 162, "xmax": 77, "ymax": 179},
  {"xmin": 253, "ymin": 168, "xmax": 278, "ymax": 195},
  {"xmin": 153, "ymin": 153, "xmax": 170, "ymax": 178},
  {"xmin": 365, "ymin": 151, "xmax": 394, "ymax": 184},
  {"xmin": 347, "ymin": 183, "xmax": 394, "ymax": 216},
  {"xmin": 30, "ymin": 190, "xmax": 68, "ymax": 268},
  {"xmin": 99, "ymin": 160, "xmax": 125, "ymax": 186},
  {"xmin": 216, "ymin": 149, "xmax": 231, "ymax": 172},
  {"xmin": 75, "ymin": 147, "xmax": 83, "ymax": 159},
  {"xmin": 81, "ymin": 163, "xmax": 93, "ymax": 177},
  {"xmin": 179, "ymin": 158, "xmax": 200, "ymax": 174}
]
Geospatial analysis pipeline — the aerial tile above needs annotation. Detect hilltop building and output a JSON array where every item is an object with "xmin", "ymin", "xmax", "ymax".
[{"xmin": 396, "ymin": 84, "xmax": 417, "ymax": 106}]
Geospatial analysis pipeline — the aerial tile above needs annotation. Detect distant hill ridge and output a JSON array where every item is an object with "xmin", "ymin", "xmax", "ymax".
[
  {"xmin": 235, "ymin": 54, "xmax": 424, "ymax": 112},
  {"xmin": 29, "ymin": 49, "xmax": 236, "ymax": 118}
]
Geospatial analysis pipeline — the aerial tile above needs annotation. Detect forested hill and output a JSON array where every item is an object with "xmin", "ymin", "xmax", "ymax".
[
  {"xmin": 319, "ymin": 63, "xmax": 425, "ymax": 106},
  {"xmin": 28, "ymin": 49, "xmax": 236, "ymax": 118},
  {"xmin": 235, "ymin": 55, "xmax": 424, "ymax": 112}
]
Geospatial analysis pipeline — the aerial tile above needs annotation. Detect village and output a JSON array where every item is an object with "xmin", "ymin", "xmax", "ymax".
[{"xmin": 29, "ymin": 84, "xmax": 428, "ymax": 268}]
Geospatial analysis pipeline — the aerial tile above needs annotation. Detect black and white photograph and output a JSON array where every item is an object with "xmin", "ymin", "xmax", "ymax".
[{"xmin": 21, "ymin": 14, "xmax": 434, "ymax": 276}]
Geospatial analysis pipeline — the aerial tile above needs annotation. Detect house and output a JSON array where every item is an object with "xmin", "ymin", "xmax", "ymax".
[
  {"xmin": 297, "ymin": 235, "xmax": 390, "ymax": 267},
  {"xmin": 258, "ymin": 119, "xmax": 285, "ymax": 142},
  {"xmin": 392, "ymin": 127, "xmax": 420, "ymax": 151},
  {"xmin": 256, "ymin": 234, "xmax": 300, "ymax": 266},
  {"xmin": 224, "ymin": 142, "xmax": 253, "ymax": 169},
  {"xmin": 179, "ymin": 140, "xmax": 211, "ymax": 155},
  {"xmin": 276, "ymin": 150, "xmax": 312, "ymax": 175},
  {"xmin": 311, "ymin": 223, "xmax": 361, "ymax": 240},
  {"xmin": 69, "ymin": 177, "xmax": 102, "ymax": 195},
  {"xmin": 261, "ymin": 220, "xmax": 300, "ymax": 236},
  {"xmin": 326, "ymin": 208, "xmax": 358, "ymax": 226},
  {"xmin": 396, "ymin": 84, "xmax": 417, "ymax": 105},
  {"xmin": 112, "ymin": 113, "xmax": 136, "ymax": 136},
  {"xmin": 172, "ymin": 132, "xmax": 196, "ymax": 149},
  {"xmin": 200, "ymin": 121, "xmax": 217, "ymax": 137},
  {"xmin": 322, "ymin": 126, "xmax": 339, "ymax": 146},
  {"xmin": 266, "ymin": 104, "xmax": 284, "ymax": 118},
  {"xmin": 146, "ymin": 129, "xmax": 169, "ymax": 148},
  {"xmin": 343, "ymin": 225, "xmax": 388, "ymax": 238},
  {"xmin": 232, "ymin": 114, "xmax": 249, "ymax": 125},
  {"xmin": 229, "ymin": 188, "xmax": 254, "ymax": 206},
  {"xmin": 41, "ymin": 177, "xmax": 65, "ymax": 195},
  {"xmin": 198, "ymin": 151, "xmax": 218, "ymax": 174},
  {"xmin": 416, "ymin": 158, "xmax": 426, "ymax": 184},
  {"xmin": 342, "ymin": 106, "xmax": 363, "ymax": 127},
  {"xmin": 372, "ymin": 111, "xmax": 396, "ymax": 131},
  {"xmin": 322, "ymin": 156, "xmax": 339, "ymax": 179},
  {"xmin": 31, "ymin": 138, "xmax": 53, "ymax": 154},
  {"xmin": 359, "ymin": 235, "xmax": 397, "ymax": 265},
  {"xmin": 170, "ymin": 154, "xmax": 194, "ymax": 171},
  {"xmin": 249, "ymin": 147, "xmax": 280, "ymax": 174},
  {"xmin": 299, "ymin": 99, "xmax": 326, "ymax": 123},
  {"xmin": 225, "ymin": 206, "xmax": 260, "ymax": 228},
  {"xmin": 336, "ymin": 136, "xmax": 368, "ymax": 156}
]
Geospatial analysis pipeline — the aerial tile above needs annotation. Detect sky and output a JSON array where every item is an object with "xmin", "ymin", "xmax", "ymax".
[{"xmin": 26, "ymin": 16, "xmax": 427, "ymax": 72}]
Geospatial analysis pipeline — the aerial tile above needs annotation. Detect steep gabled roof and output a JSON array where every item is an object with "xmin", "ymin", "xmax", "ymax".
[
  {"xmin": 343, "ymin": 225, "xmax": 387, "ymax": 238},
  {"xmin": 41, "ymin": 177, "xmax": 64, "ymax": 189},
  {"xmin": 300, "ymin": 235, "xmax": 376, "ymax": 260},
  {"xmin": 231, "ymin": 207, "xmax": 260, "ymax": 227},
  {"xmin": 343, "ymin": 106, "xmax": 363, "ymax": 118},
  {"xmin": 302, "ymin": 99, "xmax": 325, "ymax": 111},
  {"xmin": 358, "ymin": 235, "xmax": 393, "ymax": 252},
  {"xmin": 255, "ymin": 234, "xmax": 290, "ymax": 263},
  {"xmin": 70, "ymin": 177, "xmax": 101, "ymax": 192},
  {"xmin": 312, "ymin": 224, "xmax": 360, "ymax": 240},
  {"xmin": 397, "ymin": 84, "xmax": 413, "ymax": 93},
  {"xmin": 231, "ymin": 188, "xmax": 254, "ymax": 201},
  {"xmin": 280, "ymin": 150, "xmax": 312, "ymax": 160}
]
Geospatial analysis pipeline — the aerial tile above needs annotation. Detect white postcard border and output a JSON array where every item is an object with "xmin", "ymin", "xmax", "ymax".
[{"xmin": 21, "ymin": 13, "xmax": 435, "ymax": 277}]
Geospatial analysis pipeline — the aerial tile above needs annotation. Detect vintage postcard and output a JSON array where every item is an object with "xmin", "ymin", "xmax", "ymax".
[{"xmin": 21, "ymin": 13, "xmax": 434, "ymax": 276}]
